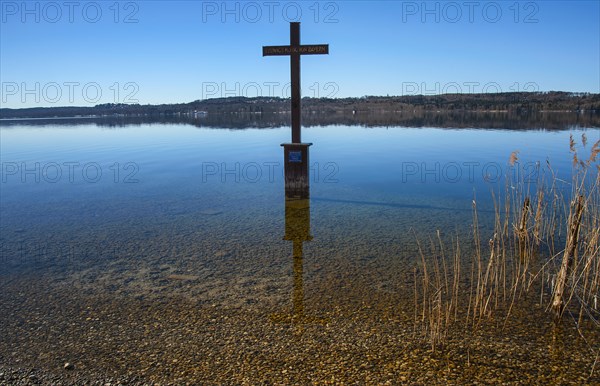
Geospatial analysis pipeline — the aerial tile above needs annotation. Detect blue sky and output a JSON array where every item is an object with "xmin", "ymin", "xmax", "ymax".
[{"xmin": 1, "ymin": 0, "xmax": 599, "ymax": 108}]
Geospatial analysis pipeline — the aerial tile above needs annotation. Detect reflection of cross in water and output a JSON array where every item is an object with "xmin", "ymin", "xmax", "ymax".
[
  {"xmin": 270, "ymin": 197, "xmax": 314, "ymax": 324},
  {"xmin": 283, "ymin": 198, "xmax": 313, "ymax": 321}
]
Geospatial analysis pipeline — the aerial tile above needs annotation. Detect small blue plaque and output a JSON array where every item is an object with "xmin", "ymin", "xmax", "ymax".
[{"xmin": 289, "ymin": 151, "xmax": 302, "ymax": 163}]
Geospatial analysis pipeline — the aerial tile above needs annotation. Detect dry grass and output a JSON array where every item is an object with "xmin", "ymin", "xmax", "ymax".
[{"xmin": 413, "ymin": 134, "xmax": 600, "ymax": 361}]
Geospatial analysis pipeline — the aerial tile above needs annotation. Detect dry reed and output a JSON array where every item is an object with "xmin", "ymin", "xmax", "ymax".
[{"xmin": 412, "ymin": 134, "xmax": 600, "ymax": 359}]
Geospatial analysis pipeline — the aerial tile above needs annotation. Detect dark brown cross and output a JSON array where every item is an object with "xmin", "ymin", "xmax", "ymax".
[{"xmin": 263, "ymin": 22, "xmax": 329, "ymax": 143}]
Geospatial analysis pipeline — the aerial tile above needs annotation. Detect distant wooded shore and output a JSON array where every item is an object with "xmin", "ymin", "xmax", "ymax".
[{"xmin": 1, "ymin": 92, "xmax": 598, "ymax": 120}]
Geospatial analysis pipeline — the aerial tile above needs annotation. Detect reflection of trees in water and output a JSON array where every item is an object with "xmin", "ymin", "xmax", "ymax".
[
  {"xmin": 1, "ymin": 111, "xmax": 598, "ymax": 130},
  {"xmin": 343, "ymin": 110, "xmax": 600, "ymax": 130}
]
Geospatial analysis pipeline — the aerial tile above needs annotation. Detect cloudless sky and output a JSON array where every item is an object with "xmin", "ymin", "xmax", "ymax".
[{"xmin": 0, "ymin": 0, "xmax": 599, "ymax": 108}]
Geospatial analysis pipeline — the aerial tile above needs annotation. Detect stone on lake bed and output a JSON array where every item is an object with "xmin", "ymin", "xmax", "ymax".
[
  {"xmin": 214, "ymin": 250, "xmax": 229, "ymax": 258},
  {"xmin": 63, "ymin": 362, "xmax": 74, "ymax": 370},
  {"xmin": 167, "ymin": 274, "xmax": 199, "ymax": 281},
  {"xmin": 199, "ymin": 209, "xmax": 223, "ymax": 216}
]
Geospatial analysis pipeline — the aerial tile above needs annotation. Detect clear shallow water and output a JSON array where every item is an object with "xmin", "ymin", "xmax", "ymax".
[
  {"xmin": 1, "ymin": 120, "xmax": 599, "ymax": 383},
  {"xmin": 1, "ymin": 122, "xmax": 597, "ymax": 284}
]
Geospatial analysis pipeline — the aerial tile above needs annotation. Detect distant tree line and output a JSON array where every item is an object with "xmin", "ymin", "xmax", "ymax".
[{"xmin": 1, "ymin": 92, "xmax": 599, "ymax": 119}]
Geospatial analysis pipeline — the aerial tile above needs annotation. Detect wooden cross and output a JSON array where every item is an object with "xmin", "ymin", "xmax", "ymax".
[{"xmin": 263, "ymin": 22, "xmax": 329, "ymax": 143}]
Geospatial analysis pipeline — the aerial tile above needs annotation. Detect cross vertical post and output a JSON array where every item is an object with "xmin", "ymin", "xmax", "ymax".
[{"xmin": 290, "ymin": 22, "xmax": 301, "ymax": 143}]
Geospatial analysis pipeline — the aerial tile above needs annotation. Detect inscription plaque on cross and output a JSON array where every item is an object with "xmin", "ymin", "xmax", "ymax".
[
  {"xmin": 263, "ymin": 22, "xmax": 328, "ymax": 199},
  {"xmin": 263, "ymin": 22, "xmax": 329, "ymax": 143}
]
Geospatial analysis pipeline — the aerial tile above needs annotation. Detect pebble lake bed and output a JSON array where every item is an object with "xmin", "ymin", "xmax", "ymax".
[{"xmin": 1, "ymin": 275, "xmax": 598, "ymax": 384}]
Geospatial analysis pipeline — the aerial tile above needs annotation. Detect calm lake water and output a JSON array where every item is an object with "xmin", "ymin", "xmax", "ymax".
[
  {"xmin": 0, "ymin": 120, "xmax": 597, "ymax": 292},
  {"xmin": 0, "ymin": 117, "xmax": 599, "ymax": 383}
]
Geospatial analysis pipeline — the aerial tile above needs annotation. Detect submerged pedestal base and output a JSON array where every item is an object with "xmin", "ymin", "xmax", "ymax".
[{"xmin": 281, "ymin": 143, "xmax": 312, "ymax": 199}]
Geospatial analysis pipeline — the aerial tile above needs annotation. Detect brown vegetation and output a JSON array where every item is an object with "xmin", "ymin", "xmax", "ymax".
[{"xmin": 413, "ymin": 136, "xmax": 600, "ymax": 374}]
